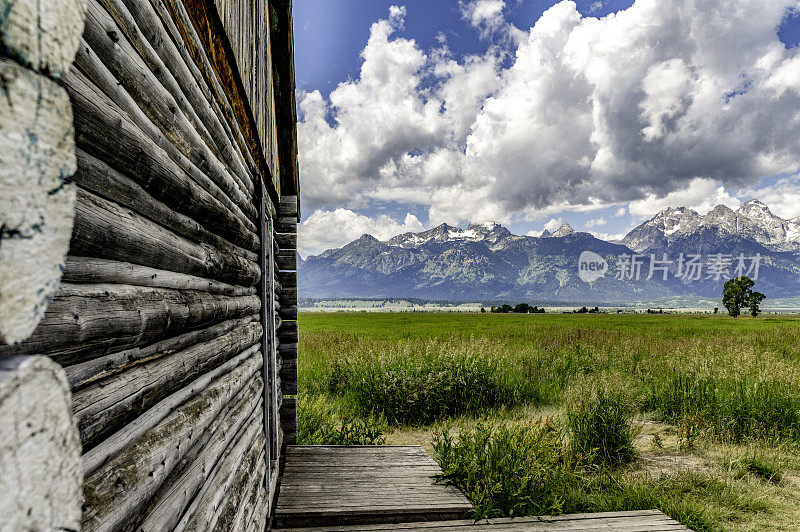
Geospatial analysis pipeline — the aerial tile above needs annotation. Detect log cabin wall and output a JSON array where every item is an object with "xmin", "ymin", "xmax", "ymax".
[{"xmin": 0, "ymin": 0, "xmax": 299, "ymax": 529}]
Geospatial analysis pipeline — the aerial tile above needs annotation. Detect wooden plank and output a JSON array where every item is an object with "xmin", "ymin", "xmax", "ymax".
[
  {"xmin": 274, "ymin": 510, "xmax": 688, "ymax": 532},
  {"xmin": 274, "ymin": 446, "xmax": 472, "ymax": 528}
]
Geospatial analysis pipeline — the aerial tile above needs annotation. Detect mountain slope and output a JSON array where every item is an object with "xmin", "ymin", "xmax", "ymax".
[{"xmin": 300, "ymin": 201, "xmax": 800, "ymax": 302}]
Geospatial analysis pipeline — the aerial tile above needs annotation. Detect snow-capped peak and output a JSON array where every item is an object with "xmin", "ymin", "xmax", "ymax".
[
  {"xmin": 386, "ymin": 222, "xmax": 510, "ymax": 248},
  {"xmin": 551, "ymin": 222, "xmax": 576, "ymax": 237}
]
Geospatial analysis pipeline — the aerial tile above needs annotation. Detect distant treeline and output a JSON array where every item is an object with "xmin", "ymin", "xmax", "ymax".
[
  {"xmin": 486, "ymin": 304, "xmax": 546, "ymax": 314},
  {"xmin": 299, "ymin": 297, "xmax": 635, "ymax": 308}
]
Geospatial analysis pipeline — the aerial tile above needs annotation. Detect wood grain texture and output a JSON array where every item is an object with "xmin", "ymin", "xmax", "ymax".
[
  {"xmin": 70, "ymin": 188, "xmax": 260, "ymax": 286},
  {"xmin": 63, "ymin": 256, "xmax": 256, "ymax": 296},
  {"xmin": 168, "ymin": 0, "xmax": 275, "ymax": 194},
  {"xmin": 80, "ymin": 0, "xmax": 256, "ymax": 211},
  {"xmin": 135, "ymin": 378, "xmax": 264, "ymax": 532},
  {"xmin": 275, "ymin": 446, "xmax": 472, "ymax": 528},
  {"xmin": 81, "ymin": 351, "xmax": 262, "ymax": 532},
  {"xmin": 274, "ymin": 510, "xmax": 688, "ymax": 531},
  {"xmin": 73, "ymin": 150, "xmax": 257, "ymax": 263},
  {"xmin": 65, "ymin": 314, "xmax": 258, "ymax": 390},
  {"xmin": 63, "ymin": 65, "xmax": 260, "ymax": 252},
  {"xmin": 0, "ymin": 283, "xmax": 260, "ymax": 365},
  {"xmin": 0, "ymin": 0, "xmax": 86, "ymax": 78},
  {"xmin": 0, "ymin": 61, "xmax": 76, "ymax": 344},
  {"xmin": 73, "ymin": 323, "xmax": 261, "ymax": 449}
]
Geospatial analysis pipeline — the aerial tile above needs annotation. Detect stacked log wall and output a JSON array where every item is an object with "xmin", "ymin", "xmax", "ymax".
[{"xmin": 0, "ymin": 0, "xmax": 298, "ymax": 529}]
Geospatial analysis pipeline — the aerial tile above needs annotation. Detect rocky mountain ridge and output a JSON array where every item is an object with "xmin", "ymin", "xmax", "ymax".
[{"xmin": 299, "ymin": 200, "xmax": 800, "ymax": 302}]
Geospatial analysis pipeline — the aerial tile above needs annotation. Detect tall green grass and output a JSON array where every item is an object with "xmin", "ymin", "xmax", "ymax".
[
  {"xmin": 431, "ymin": 419, "xmax": 764, "ymax": 529},
  {"xmin": 318, "ymin": 339, "xmax": 545, "ymax": 425},
  {"xmin": 297, "ymin": 395, "xmax": 388, "ymax": 445},
  {"xmin": 565, "ymin": 384, "xmax": 635, "ymax": 467},
  {"xmin": 646, "ymin": 370, "xmax": 800, "ymax": 443},
  {"xmin": 300, "ymin": 313, "xmax": 800, "ymax": 443}
]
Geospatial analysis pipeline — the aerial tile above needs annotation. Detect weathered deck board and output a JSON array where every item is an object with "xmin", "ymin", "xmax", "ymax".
[
  {"xmin": 275, "ymin": 509, "xmax": 689, "ymax": 531},
  {"xmin": 274, "ymin": 446, "xmax": 473, "ymax": 528}
]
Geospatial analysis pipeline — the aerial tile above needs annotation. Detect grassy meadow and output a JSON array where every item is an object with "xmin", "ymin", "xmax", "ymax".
[{"xmin": 297, "ymin": 312, "xmax": 800, "ymax": 531}]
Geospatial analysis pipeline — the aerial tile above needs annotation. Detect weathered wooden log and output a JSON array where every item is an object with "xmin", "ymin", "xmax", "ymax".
[
  {"xmin": 65, "ymin": 315, "xmax": 257, "ymax": 390},
  {"xmin": 175, "ymin": 413, "xmax": 264, "ymax": 531},
  {"xmin": 0, "ymin": 283, "xmax": 260, "ymax": 366},
  {"xmin": 105, "ymin": 0, "xmax": 256, "ymax": 195},
  {"xmin": 281, "ymin": 397, "xmax": 297, "ymax": 445},
  {"xmin": 144, "ymin": 0, "xmax": 260, "ymax": 183},
  {"xmin": 81, "ymin": 346, "xmax": 259, "ymax": 477},
  {"xmin": 156, "ymin": 0, "xmax": 275, "ymax": 197},
  {"xmin": 276, "ymin": 249, "xmax": 297, "ymax": 271},
  {"xmin": 275, "ymin": 232, "xmax": 297, "ymax": 250},
  {"xmin": 79, "ymin": 1, "xmax": 256, "ymax": 212},
  {"xmin": 70, "ymin": 189, "xmax": 260, "ymax": 287},
  {"xmin": 278, "ymin": 270, "xmax": 297, "ymax": 288},
  {"xmin": 275, "ymin": 215, "xmax": 298, "ymax": 235},
  {"xmin": 0, "ymin": 0, "xmax": 86, "ymax": 78},
  {"xmin": 84, "ymin": 0, "xmax": 255, "ymax": 213},
  {"xmin": 131, "ymin": 376, "xmax": 262, "ymax": 532},
  {"xmin": 62, "ymin": 66, "xmax": 260, "ymax": 252},
  {"xmin": 64, "ymin": 256, "xmax": 256, "ymax": 296},
  {"xmin": 279, "ymin": 286, "xmax": 298, "ymax": 306},
  {"xmin": 279, "ymin": 305, "xmax": 299, "ymax": 321},
  {"xmin": 74, "ymin": 324, "xmax": 262, "ymax": 449},
  {"xmin": 280, "ymin": 356, "xmax": 298, "ymax": 396},
  {"xmin": 231, "ymin": 450, "xmax": 267, "ymax": 530},
  {"xmin": 0, "ymin": 61, "xmax": 76, "ymax": 345},
  {"xmin": 213, "ymin": 447, "xmax": 266, "ymax": 531},
  {"xmin": 278, "ymin": 321, "xmax": 298, "ymax": 343},
  {"xmin": 81, "ymin": 352, "xmax": 262, "ymax": 531},
  {"xmin": 277, "ymin": 195, "xmax": 298, "ymax": 218},
  {"xmin": 0, "ymin": 356, "xmax": 82, "ymax": 531},
  {"xmin": 73, "ymin": 150, "xmax": 258, "ymax": 263}
]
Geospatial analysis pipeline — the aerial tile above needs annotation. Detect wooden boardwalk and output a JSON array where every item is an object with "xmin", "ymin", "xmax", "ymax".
[
  {"xmin": 274, "ymin": 446, "xmax": 473, "ymax": 528},
  {"xmin": 274, "ymin": 446, "xmax": 688, "ymax": 531},
  {"xmin": 276, "ymin": 510, "xmax": 689, "ymax": 531}
]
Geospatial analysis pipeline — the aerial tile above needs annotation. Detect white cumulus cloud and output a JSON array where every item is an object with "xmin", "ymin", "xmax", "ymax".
[
  {"xmin": 299, "ymin": 210, "xmax": 425, "ymax": 256},
  {"xmin": 297, "ymin": 1, "xmax": 800, "ymax": 231}
]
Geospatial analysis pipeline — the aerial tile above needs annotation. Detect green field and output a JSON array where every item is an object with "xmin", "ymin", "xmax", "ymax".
[{"xmin": 298, "ymin": 313, "xmax": 800, "ymax": 531}]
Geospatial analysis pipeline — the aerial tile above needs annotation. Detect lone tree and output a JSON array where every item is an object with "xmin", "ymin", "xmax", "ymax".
[{"xmin": 722, "ymin": 276, "xmax": 766, "ymax": 318}]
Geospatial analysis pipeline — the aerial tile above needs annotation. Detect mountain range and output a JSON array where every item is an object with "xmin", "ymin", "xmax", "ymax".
[{"xmin": 299, "ymin": 200, "xmax": 800, "ymax": 303}]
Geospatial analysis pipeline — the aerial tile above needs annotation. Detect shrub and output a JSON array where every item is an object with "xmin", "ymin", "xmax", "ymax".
[
  {"xmin": 327, "ymin": 342, "xmax": 533, "ymax": 425},
  {"xmin": 297, "ymin": 395, "xmax": 388, "ymax": 445},
  {"xmin": 646, "ymin": 371, "xmax": 800, "ymax": 443},
  {"xmin": 565, "ymin": 385, "xmax": 635, "ymax": 467},
  {"xmin": 432, "ymin": 420, "xmax": 573, "ymax": 518}
]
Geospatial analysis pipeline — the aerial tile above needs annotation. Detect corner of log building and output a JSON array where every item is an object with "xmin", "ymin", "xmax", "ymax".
[{"xmin": 0, "ymin": 0, "xmax": 299, "ymax": 529}]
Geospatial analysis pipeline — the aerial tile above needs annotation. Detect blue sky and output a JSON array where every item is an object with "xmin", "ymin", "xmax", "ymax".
[{"xmin": 292, "ymin": 0, "xmax": 800, "ymax": 256}]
